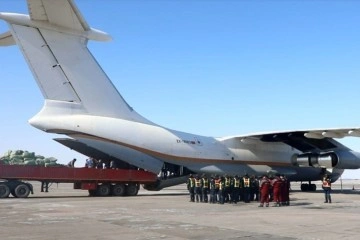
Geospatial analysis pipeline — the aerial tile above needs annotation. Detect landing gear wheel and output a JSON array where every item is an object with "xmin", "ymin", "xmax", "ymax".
[
  {"xmin": 300, "ymin": 183, "xmax": 309, "ymax": 192},
  {"xmin": 111, "ymin": 184, "xmax": 126, "ymax": 196},
  {"xmin": 126, "ymin": 184, "xmax": 139, "ymax": 196},
  {"xmin": 310, "ymin": 184, "xmax": 317, "ymax": 191},
  {"xmin": 88, "ymin": 189, "xmax": 96, "ymax": 196},
  {"xmin": 0, "ymin": 184, "xmax": 10, "ymax": 198},
  {"xmin": 13, "ymin": 184, "xmax": 31, "ymax": 198},
  {"xmin": 96, "ymin": 184, "xmax": 111, "ymax": 196}
]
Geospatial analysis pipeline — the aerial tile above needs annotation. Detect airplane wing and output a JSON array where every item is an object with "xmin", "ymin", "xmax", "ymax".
[
  {"xmin": 27, "ymin": 0, "xmax": 89, "ymax": 31},
  {"xmin": 220, "ymin": 128, "xmax": 360, "ymax": 152}
]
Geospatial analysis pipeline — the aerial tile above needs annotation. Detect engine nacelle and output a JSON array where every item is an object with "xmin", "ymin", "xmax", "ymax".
[
  {"xmin": 294, "ymin": 151, "xmax": 360, "ymax": 169},
  {"xmin": 295, "ymin": 152, "xmax": 338, "ymax": 168}
]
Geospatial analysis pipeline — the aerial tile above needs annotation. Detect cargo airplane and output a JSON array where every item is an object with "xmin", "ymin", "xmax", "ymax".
[{"xmin": 1, "ymin": 0, "xmax": 360, "ymax": 191}]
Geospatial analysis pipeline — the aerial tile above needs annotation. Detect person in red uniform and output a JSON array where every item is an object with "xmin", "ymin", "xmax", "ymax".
[
  {"xmin": 259, "ymin": 175, "xmax": 271, "ymax": 207},
  {"xmin": 271, "ymin": 174, "xmax": 282, "ymax": 207}
]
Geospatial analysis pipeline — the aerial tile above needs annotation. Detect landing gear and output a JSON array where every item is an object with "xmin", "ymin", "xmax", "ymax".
[{"xmin": 300, "ymin": 181, "xmax": 317, "ymax": 192}]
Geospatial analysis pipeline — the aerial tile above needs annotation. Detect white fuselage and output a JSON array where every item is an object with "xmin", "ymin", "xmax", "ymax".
[{"xmin": 30, "ymin": 100, "xmax": 299, "ymax": 176}]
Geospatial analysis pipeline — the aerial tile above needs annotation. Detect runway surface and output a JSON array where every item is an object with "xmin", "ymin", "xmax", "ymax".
[{"xmin": 0, "ymin": 180, "xmax": 359, "ymax": 240}]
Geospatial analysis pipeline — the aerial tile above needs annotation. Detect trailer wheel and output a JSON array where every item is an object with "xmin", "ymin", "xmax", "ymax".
[
  {"xmin": 126, "ymin": 184, "xmax": 139, "ymax": 196},
  {"xmin": 111, "ymin": 184, "xmax": 126, "ymax": 196},
  {"xmin": 96, "ymin": 184, "xmax": 111, "ymax": 196},
  {"xmin": 0, "ymin": 183, "xmax": 10, "ymax": 198},
  {"xmin": 13, "ymin": 184, "xmax": 31, "ymax": 198},
  {"xmin": 88, "ymin": 189, "xmax": 96, "ymax": 196}
]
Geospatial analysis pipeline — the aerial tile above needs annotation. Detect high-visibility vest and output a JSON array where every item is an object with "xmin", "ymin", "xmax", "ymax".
[
  {"xmin": 322, "ymin": 178, "xmax": 331, "ymax": 188},
  {"xmin": 195, "ymin": 179, "xmax": 201, "ymax": 187},
  {"xmin": 225, "ymin": 178, "xmax": 230, "ymax": 187},
  {"xmin": 234, "ymin": 178, "xmax": 240, "ymax": 188},
  {"xmin": 202, "ymin": 178, "xmax": 209, "ymax": 188},
  {"xmin": 219, "ymin": 181, "xmax": 224, "ymax": 190},
  {"xmin": 188, "ymin": 178, "xmax": 195, "ymax": 188},
  {"xmin": 243, "ymin": 178, "xmax": 250, "ymax": 187}
]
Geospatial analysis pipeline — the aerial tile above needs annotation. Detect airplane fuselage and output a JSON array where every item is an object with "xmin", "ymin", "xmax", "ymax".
[{"xmin": 29, "ymin": 100, "xmax": 337, "ymax": 181}]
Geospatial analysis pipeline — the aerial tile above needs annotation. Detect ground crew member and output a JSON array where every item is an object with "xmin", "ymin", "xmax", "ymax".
[
  {"xmin": 41, "ymin": 181, "xmax": 49, "ymax": 192},
  {"xmin": 239, "ymin": 176, "xmax": 244, "ymax": 202},
  {"xmin": 187, "ymin": 174, "xmax": 195, "ymax": 202},
  {"xmin": 271, "ymin": 174, "xmax": 282, "ymax": 207},
  {"xmin": 67, "ymin": 158, "xmax": 76, "ymax": 167},
  {"xmin": 232, "ymin": 175, "xmax": 241, "ymax": 204},
  {"xmin": 214, "ymin": 175, "xmax": 221, "ymax": 203},
  {"xmin": 322, "ymin": 174, "xmax": 332, "ymax": 203},
  {"xmin": 194, "ymin": 175, "xmax": 202, "ymax": 202},
  {"xmin": 259, "ymin": 175, "xmax": 271, "ymax": 207},
  {"xmin": 224, "ymin": 174, "xmax": 231, "ymax": 203},
  {"xmin": 250, "ymin": 175, "xmax": 259, "ymax": 202},
  {"xmin": 218, "ymin": 176, "xmax": 225, "ymax": 204},
  {"xmin": 201, "ymin": 174, "xmax": 209, "ymax": 203},
  {"xmin": 280, "ymin": 174, "xmax": 290, "ymax": 206},
  {"xmin": 242, "ymin": 174, "xmax": 251, "ymax": 203},
  {"xmin": 209, "ymin": 176, "xmax": 216, "ymax": 204}
]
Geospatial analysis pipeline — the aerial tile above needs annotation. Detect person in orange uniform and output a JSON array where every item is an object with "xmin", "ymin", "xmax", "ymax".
[
  {"xmin": 271, "ymin": 174, "xmax": 282, "ymax": 207},
  {"xmin": 322, "ymin": 174, "xmax": 332, "ymax": 203},
  {"xmin": 259, "ymin": 175, "xmax": 271, "ymax": 207}
]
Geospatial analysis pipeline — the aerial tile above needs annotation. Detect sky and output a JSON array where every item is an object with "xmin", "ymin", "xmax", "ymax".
[{"xmin": 0, "ymin": 0, "xmax": 360, "ymax": 179}]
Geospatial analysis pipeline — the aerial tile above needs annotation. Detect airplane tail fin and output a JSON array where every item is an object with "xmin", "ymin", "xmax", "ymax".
[{"xmin": 0, "ymin": 1, "xmax": 150, "ymax": 123}]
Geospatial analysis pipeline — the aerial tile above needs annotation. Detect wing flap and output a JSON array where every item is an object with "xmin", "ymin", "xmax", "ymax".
[{"xmin": 0, "ymin": 31, "xmax": 15, "ymax": 46}]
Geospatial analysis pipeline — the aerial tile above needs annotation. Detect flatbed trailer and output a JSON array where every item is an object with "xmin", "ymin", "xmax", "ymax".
[{"xmin": 0, "ymin": 164, "xmax": 158, "ymax": 198}]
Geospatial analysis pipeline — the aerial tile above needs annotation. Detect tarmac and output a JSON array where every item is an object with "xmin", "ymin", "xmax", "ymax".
[{"xmin": 0, "ymin": 180, "xmax": 360, "ymax": 240}]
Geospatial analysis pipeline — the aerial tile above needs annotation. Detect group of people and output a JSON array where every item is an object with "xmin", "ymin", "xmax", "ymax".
[
  {"xmin": 67, "ymin": 157, "xmax": 118, "ymax": 169},
  {"xmin": 84, "ymin": 157, "xmax": 118, "ymax": 169},
  {"xmin": 187, "ymin": 173, "xmax": 290, "ymax": 207}
]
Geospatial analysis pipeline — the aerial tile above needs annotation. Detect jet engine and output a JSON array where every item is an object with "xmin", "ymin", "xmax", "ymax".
[{"xmin": 294, "ymin": 151, "xmax": 360, "ymax": 169}]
